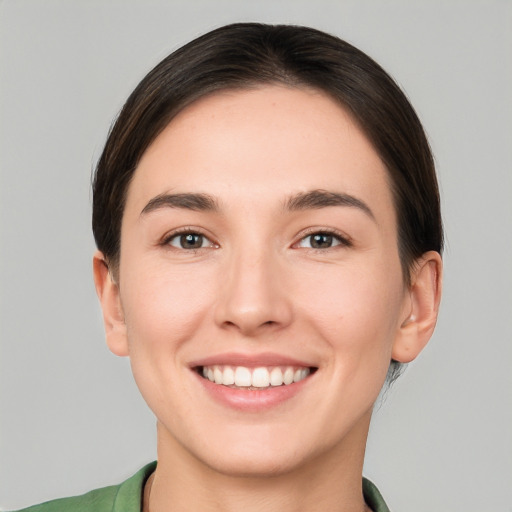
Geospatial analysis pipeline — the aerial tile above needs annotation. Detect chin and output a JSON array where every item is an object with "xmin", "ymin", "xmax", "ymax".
[
  {"xmin": 158, "ymin": 418, "xmax": 319, "ymax": 478},
  {"xmin": 200, "ymin": 444, "xmax": 308, "ymax": 478}
]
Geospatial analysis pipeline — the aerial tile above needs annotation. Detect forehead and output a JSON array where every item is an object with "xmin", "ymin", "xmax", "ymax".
[{"xmin": 125, "ymin": 86, "xmax": 394, "ymax": 222}]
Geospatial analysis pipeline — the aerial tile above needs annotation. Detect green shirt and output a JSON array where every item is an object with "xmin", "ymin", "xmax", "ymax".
[{"xmin": 11, "ymin": 462, "xmax": 390, "ymax": 512}]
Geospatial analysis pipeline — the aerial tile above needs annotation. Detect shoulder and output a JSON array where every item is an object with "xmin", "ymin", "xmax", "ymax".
[{"xmin": 9, "ymin": 462, "xmax": 157, "ymax": 512}]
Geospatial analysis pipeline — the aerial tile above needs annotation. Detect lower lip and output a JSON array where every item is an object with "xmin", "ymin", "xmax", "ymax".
[{"xmin": 193, "ymin": 371, "xmax": 312, "ymax": 412}]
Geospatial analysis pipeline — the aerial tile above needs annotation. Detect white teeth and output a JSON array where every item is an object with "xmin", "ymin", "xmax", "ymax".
[
  {"xmin": 201, "ymin": 365, "xmax": 311, "ymax": 388},
  {"xmin": 252, "ymin": 367, "xmax": 270, "ymax": 388},
  {"xmin": 222, "ymin": 366, "xmax": 235, "ymax": 385},
  {"xmin": 283, "ymin": 367, "xmax": 294, "ymax": 385},
  {"xmin": 293, "ymin": 368, "xmax": 309, "ymax": 382},
  {"xmin": 270, "ymin": 367, "xmax": 283, "ymax": 386},
  {"xmin": 213, "ymin": 366, "xmax": 223, "ymax": 384},
  {"xmin": 234, "ymin": 366, "xmax": 252, "ymax": 387}
]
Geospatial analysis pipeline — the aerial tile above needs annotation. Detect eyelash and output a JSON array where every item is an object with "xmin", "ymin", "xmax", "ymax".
[
  {"xmin": 294, "ymin": 228, "xmax": 353, "ymax": 250},
  {"xmin": 161, "ymin": 228, "xmax": 217, "ymax": 251},
  {"xmin": 160, "ymin": 228, "xmax": 352, "ymax": 251}
]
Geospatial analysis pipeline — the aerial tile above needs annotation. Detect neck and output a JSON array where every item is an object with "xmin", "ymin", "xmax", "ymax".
[{"xmin": 148, "ymin": 414, "xmax": 372, "ymax": 512}]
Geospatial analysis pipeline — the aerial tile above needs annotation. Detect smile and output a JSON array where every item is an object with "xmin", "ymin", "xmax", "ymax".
[{"xmin": 199, "ymin": 365, "xmax": 312, "ymax": 389}]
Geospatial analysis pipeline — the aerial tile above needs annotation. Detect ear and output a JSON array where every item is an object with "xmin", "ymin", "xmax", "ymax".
[
  {"xmin": 92, "ymin": 251, "xmax": 129, "ymax": 357},
  {"xmin": 392, "ymin": 251, "xmax": 443, "ymax": 363}
]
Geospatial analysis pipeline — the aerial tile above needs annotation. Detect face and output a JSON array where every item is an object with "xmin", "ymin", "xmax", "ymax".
[{"xmin": 108, "ymin": 86, "xmax": 414, "ymax": 476}]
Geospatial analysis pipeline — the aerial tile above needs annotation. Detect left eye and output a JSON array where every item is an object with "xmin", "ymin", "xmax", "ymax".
[
  {"xmin": 167, "ymin": 232, "xmax": 213, "ymax": 249},
  {"xmin": 297, "ymin": 232, "xmax": 345, "ymax": 249}
]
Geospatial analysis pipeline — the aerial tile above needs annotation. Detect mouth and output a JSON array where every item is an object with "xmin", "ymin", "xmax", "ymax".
[{"xmin": 195, "ymin": 365, "xmax": 317, "ymax": 390}]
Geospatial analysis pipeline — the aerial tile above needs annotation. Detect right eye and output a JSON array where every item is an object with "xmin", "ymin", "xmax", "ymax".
[{"xmin": 166, "ymin": 232, "xmax": 214, "ymax": 250}]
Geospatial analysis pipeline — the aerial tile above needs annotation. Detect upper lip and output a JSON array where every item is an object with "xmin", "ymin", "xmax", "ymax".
[{"xmin": 189, "ymin": 352, "xmax": 317, "ymax": 369}]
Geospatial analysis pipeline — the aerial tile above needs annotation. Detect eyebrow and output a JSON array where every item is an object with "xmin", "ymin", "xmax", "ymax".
[
  {"xmin": 140, "ymin": 189, "xmax": 374, "ymax": 220},
  {"xmin": 284, "ymin": 189, "xmax": 375, "ymax": 220},
  {"xmin": 140, "ymin": 192, "xmax": 219, "ymax": 216}
]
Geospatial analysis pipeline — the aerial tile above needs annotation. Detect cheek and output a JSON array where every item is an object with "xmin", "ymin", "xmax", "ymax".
[
  {"xmin": 118, "ymin": 259, "xmax": 218, "ymax": 416},
  {"xmin": 119, "ymin": 259, "xmax": 217, "ymax": 353},
  {"xmin": 298, "ymin": 260, "xmax": 404, "ymax": 361}
]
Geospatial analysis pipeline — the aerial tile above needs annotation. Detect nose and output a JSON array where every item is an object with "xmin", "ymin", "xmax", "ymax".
[{"xmin": 214, "ymin": 246, "xmax": 293, "ymax": 337}]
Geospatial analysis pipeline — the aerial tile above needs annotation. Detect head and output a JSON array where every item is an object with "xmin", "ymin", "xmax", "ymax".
[
  {"xmin": 92, "ymin": 22, "xmax": 442, "ymax": 384},
  {"xmin": 92, "ymin": 23, "xmax": 442, "ymax": 476}
]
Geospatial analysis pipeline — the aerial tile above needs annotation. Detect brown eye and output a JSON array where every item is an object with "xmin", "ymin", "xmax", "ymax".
[
  {"xmin": 310, "ymin": 233, "xmax": 334, "ymax": 248},
  {"xmin": 297, "ymin": 232, "xmax": 349, "ymax": 249},
  {"xmin": 168, "ymin": 232, "xmax": 210, "ymax": 249}
]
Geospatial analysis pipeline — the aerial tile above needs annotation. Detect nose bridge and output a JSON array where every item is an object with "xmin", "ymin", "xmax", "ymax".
[{"xmin": 215, "ymin": 236, "xmax": 292, "ymax": 335}]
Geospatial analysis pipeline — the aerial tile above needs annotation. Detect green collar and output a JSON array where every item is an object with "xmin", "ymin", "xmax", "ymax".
[
  {"xmin": 363, "ymin": 477, "xmax": 391, "ymax": 512},
  {"xmin": 112, "ymin": 461, "xmax": 156, "ymax": 512}
]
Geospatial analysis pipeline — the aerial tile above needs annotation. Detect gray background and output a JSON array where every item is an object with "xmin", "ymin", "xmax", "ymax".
[{"xmin": 1, "ymin": 1, "xmax": 511, "ymax": 511}]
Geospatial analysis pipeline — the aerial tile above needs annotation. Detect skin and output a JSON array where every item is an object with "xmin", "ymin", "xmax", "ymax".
[{"xmin": 94, "ymin": 86, "xmax": 442, "ymax": 512}]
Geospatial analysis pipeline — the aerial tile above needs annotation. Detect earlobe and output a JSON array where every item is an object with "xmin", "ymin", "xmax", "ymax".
[
  {"xmin": 92, "ymin": 251, "xmax": 129, "ymax": 357},
  {"xmin": 392, "ymin": 251, "xmax": 443, "ymax": 363}
]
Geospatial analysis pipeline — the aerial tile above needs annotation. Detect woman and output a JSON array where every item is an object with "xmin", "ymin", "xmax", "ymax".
[{"xmin": 16, "ymin": 22, "xmax": 442, "ymax": 512}]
